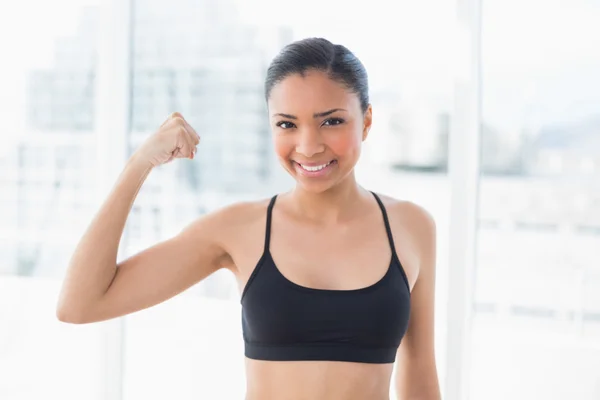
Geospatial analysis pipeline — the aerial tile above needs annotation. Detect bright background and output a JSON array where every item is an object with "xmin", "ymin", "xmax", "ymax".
[{"xmin": 1, "ymin": 0, "xmax": 599, "ymax": 399}]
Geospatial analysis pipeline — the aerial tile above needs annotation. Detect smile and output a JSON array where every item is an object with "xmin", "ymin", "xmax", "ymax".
[
  {"xmin": 298, "ymin": 161, "xmax": 334, "ymax": 171},
  {"xmin": 294, "ymin": 160, "xmax": 337, "ymax": 176}
]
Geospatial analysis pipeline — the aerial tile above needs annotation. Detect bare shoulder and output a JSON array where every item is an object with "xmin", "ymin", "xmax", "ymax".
[
  {"xmin": 197, "ymin": 196, "xmax": 271, "ymax": 242},
  {"xmin": 196, "ymin": 196, "xmax": 272, "ymax": 270},
  {"xmin": 206, "ymin": 197, "xmax": 271, "ymax": 228},
  {"xmin": 373, "ymin": 192, "xmax": 436, "ymax": 283},
  {"xmin": 374, "ymin": 193, "xmax": 436, "ymax": 237}
]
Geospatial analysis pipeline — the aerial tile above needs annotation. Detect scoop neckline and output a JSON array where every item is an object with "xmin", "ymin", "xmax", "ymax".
[{"xmin": 265, "ymin": 251, "xmax": 395, "ymax": 295}]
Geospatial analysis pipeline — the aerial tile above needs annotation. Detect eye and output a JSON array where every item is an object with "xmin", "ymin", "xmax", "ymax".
[
  {"xmin": 322, "ymin": 118, "xmax": 345, "ymax": 126},
  {"xmin": 276, "ymin": 121, "xmax": 296, "ymax": 129}
]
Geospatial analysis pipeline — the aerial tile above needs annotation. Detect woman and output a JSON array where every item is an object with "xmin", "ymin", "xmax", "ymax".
[{"xmin": 57, "ymin": 37, "xmax": 441, "ymax": 400}]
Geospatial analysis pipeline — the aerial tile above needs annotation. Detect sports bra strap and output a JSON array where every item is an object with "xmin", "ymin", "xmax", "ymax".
[
  {"xmin": 265, "ymin": 193, "xmax": 396, "ymax": 256},
  {"xmin": 371, "ymin": 192, "xmax": 397, "ymax": 253},
  {"xmin": 264, "ymin": 195, "xmax": 278, "ymax": 252}
]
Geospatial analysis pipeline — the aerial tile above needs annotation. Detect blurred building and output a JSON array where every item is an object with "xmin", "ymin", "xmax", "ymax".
[
  {"xmin": 525, "ymin": 115, "xmax": 600, "ymax": 177},
  {"xmin": 129, "ymin": 0, "xmax": 292, "ymax": 193},
  {"xmin": 10, "ymin": 1, "xmax": 292, "ymax": 278},
  {"xmin": 26, "ymin": 7, "xmax": 97, "ymax": 133},
  {"xmin": 0, "ymin": 134, "xmax": 96, "ymax": 276},
  {"xmin": 25, "ymin": 0, "xmax": 293, "ymax": 193},
  {"xmin": 366, "ymin": 91, "xmax": 450, "ymax": 172}
]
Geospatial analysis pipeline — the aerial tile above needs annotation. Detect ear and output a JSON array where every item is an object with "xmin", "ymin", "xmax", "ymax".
[{"xmin": 362, "ymin": 104, "xmax": 372, "ymax": 142}]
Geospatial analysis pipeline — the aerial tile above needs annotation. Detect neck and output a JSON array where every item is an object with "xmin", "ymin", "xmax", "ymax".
[{"xmin": 289, "ymin": 171, "xmax": 367, "ymax": 223}]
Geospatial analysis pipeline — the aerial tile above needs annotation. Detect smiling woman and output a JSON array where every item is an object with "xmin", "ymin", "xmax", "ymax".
[
  {"xmin": 269, "ymin": 71, "xmax": 369, "ymax": 189},
  {"xmin": 266, "ymin": 39, "xmax": 372, "ymax": 194},
  {"xmin": 56, "ymin": 36, "xmax": 441, "ymax": 400}
]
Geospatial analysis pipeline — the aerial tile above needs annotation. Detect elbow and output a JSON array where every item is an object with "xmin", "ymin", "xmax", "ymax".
[
  {"xmin": 55, "ymin": 301, "xmax": 92, "ymax": 324},
  {"xmin": 56, "ymin": 307, "xmax": 84, "ymax": 324}
]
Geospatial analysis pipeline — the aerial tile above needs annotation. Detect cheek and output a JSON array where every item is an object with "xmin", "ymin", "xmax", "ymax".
[
  {"xmin": 273, "ymin": 134, "xmax": 293, "ymax": 160},
  {"xmin": 327, "ymin": 130, "xmax": 362, "ymax": 157},
  {"xmin": 271, "ymin": 127, "xmax": 363, "ymax": 160}
]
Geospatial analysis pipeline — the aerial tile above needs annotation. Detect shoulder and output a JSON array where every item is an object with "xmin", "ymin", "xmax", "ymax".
[
  {"xmin": 374, "ymin": 192, "xmax": 436, "ymax": 237},
  {"xmin": 212, "ymin": 197, "xmax": 272, "ymax": 222},
  {"xmin": 177, "ymin": 196, "xmax": 273, "ymax": 271},
  {"xmin": 373, "ymin": 192, "xmax": 436, "ymax": 271},
  {"xmin": 195, "ymin": 196, "xmax": 273, "ymax": 234}
]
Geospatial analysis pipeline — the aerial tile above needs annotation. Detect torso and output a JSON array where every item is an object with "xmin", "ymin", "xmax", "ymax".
[{"xmin": 218, "ymin": 191, "xmax": 422, "ymax": 400}]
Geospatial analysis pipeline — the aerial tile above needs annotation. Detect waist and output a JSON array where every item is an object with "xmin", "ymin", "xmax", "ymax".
[{"xmin": 244, "ymin": 358, "xmax": 393, "ymax": 400}]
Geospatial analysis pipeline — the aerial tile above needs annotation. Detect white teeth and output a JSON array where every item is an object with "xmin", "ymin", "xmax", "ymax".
[{"xmin": 299, "ymin": 161, "xmax": 332, "ymax": 172}]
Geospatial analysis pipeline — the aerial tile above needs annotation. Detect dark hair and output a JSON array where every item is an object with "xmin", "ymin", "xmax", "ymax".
[{"xmin": 264, "ymin": 37, "xmax": 370, "ymax": 113}]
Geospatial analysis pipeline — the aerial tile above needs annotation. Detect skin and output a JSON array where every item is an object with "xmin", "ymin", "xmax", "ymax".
[{"xmin": 56, "ymin": 70, "xmax": 440, "ymax": 400}]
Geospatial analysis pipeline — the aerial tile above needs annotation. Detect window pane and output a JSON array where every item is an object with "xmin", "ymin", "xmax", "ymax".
[
  {"xmin": 0, "ymin": 2, "xmax": 107, "ymax": 400},
  {"xmin": 124, "ymin": 0, "xmax": 455, "ymax": 398},
  {"xmin": 0, "ymin": 3, "xmax": 99, "ymax": 279},
  {"xmin": 471, "ymin": 1, "xmax": 600, "ymax": 399}
]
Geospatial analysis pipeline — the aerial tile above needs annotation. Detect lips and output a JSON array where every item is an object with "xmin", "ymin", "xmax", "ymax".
[
  {"xmin": 293, "ymin": 160, "xmax": 337, "ymax": 177},
  {"xmin": 296, "ymin": 160, "xmax": 335, "ymax": 172}
]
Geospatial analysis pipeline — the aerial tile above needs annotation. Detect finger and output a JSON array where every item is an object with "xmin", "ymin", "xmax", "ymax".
[
  {"xmin": 162, "ymin": 114, "xmax": 198, "ymax": 146},
  {"xmin": 162, "ymin": 114, "xmax": 197, "ymax": 159},
  {"xmin": 173, "ymin": 112, "xmax": 199, "ymax": 143},
  {"xmin": 171, "ymin": 115, "xmax": 199, "ymax": 145},
  {"xmin": 160, "ymin": 111, "xmax": 184, "ymax": 128},
  {"xmin": 183, "ymin": 125, "xmax": 197, "ymax": 157},
  {"xmin": 181, "ymin": 119, "xmax": 200, "ymax": 144},
  {"xmin": 173, "ymin": 125, "xmax": 195, "ymax": 159}
]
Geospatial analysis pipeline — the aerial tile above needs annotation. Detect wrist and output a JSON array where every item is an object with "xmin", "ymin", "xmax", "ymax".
[{"xmin": 128, "ymin": 149, "xmax": 156, "ymax": 170}]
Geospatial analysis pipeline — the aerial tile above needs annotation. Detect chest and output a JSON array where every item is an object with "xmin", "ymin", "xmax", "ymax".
[
  {"xmin": 268, "ymin": 220, "xmax": 393, "ymax": 291},
  {"xmin": 229, "ymin": 207, "xmax": 418, "ymax": 295}
]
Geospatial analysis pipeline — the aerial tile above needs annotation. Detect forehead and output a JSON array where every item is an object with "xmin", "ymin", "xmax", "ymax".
[{"xmin": 268, "ymin": 70, "xmax": 360, "ymax": 114}]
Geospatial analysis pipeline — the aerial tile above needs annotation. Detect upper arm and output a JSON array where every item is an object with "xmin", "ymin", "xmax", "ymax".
[
  {"xmin": 395, "ymin": 203, "xmax": 441, "ymax": 399},
  {"xmin": 85, "ymin": 203, "xmax": 244, "ymax": 323}
]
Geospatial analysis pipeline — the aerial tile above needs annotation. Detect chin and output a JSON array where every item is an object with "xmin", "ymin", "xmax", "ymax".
[{"xmin": 295, "ymin": 180, "xmax": 336, "ymax": 194}]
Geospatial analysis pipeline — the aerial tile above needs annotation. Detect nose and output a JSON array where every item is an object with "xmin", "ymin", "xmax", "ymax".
[{"xmin": 295, "ymin": 128, "xmax": 325, "ymax": 158}]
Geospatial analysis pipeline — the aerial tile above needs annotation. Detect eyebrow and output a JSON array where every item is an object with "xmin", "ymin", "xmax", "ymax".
[{"xmin": 272, "ymin": 108, "xmax": 347, "ymax": 119}]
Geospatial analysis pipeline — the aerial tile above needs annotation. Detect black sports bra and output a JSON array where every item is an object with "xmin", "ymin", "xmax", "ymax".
[{"xmin": 240, "ymin": 192, "xmax": 411, "ymax": 364}]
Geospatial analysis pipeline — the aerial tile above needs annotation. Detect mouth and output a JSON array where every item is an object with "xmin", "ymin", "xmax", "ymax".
[{"xmin": 293, "ymin": 160, "xmax": 337, "ymax": 177}]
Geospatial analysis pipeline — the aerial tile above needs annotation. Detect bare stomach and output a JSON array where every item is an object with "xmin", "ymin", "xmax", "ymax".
[{"xmin": 244, "ymin": 358, "xmax": 394, "ymax": 400}]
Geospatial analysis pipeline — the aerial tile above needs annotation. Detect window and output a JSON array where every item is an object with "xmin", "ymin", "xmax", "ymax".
[
  {"xmin": 0, "ymin": 2, "xmax": 107, "ymax": 400},
  {"xmin": 470, "ymin": 1, "xmax": 600, "ymax": 399}
]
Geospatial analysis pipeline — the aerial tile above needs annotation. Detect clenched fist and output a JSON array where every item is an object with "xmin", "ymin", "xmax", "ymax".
[{"xmin": 134, "ymin": 112, "xmax": 200, "ymax": 167}]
